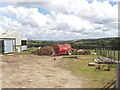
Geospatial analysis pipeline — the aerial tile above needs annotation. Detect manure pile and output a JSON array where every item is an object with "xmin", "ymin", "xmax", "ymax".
[{"xmin": 32, "ymin": 46, "xmax": 54, "ymax": 55}]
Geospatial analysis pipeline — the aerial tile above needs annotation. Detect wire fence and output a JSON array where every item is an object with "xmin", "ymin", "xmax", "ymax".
[
  {"xmin": 95, "ymin": 48, "xmax": 119, "ymax": 61},
  {"xmin": 102, "ymin": 78, "xmax": 116, "ymax": 89}
]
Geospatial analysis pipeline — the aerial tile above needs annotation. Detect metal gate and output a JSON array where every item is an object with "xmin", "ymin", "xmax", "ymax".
[
  {"xmin": 21, "ymin": 46, "xmax": 27, "ymax": 51},
  {"xmin": 4, "ymin": 40, "xmax": 13, "ymax": 54}
]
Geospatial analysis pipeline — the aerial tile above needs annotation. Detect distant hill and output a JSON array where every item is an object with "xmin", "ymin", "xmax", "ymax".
[{"xmin": 55, "ymin": 37, "xmax": 118, "ymax": 44}]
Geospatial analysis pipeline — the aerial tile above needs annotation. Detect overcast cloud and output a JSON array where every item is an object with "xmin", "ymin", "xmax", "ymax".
[{"xmin": 0, "ymin": 0, "xmax": 118, "ymax": 40}]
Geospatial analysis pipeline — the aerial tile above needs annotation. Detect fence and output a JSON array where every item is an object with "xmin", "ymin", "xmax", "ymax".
[
  {"xmin": 102, "ymin": 78, "xmax": 116, "ymax": 89},
  {"xmin": 95, "ymin": 48, "xmax": 119, "ymax": 61}
]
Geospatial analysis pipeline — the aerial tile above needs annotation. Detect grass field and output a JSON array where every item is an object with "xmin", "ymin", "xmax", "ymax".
[{"xmin": 57, "ymin": 55, "xmax": 117, "ymax": 88}]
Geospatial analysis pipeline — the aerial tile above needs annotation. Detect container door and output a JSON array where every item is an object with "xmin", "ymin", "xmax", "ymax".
[
  {"xmin": 4, "ymin": 40, "xmax": 13, "ymax": 54},
  {"xmin": 0, "ymin": 40, "xmax": 4, "ymax": 54}
]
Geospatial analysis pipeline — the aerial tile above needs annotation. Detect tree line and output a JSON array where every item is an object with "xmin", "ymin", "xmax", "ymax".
[
  {"xmin": 27, "ymin": 37, "xmax": 120, "ymax": 50},
  {"xmin": 27, "ymin": 40, "xmax": 59, "ymax": 48},
  {"xmin": 71, "ymin": 37, "xmax": 120, "ymax": 50}
]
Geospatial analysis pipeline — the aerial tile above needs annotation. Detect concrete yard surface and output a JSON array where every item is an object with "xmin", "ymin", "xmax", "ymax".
[{"xmin": 1, "ymin": 54, "xmax": 83, "ymax": 88}]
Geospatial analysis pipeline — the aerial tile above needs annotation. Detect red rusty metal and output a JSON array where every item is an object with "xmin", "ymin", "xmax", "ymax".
[{"xmin": 52, "ymin": 44, "xmax": 73, "ymax": 56}]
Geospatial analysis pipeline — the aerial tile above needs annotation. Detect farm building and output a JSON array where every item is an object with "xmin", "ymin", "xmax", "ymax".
[{"xmin": 0, "ymin": 30, "xmax": 27, "ymax": 54}]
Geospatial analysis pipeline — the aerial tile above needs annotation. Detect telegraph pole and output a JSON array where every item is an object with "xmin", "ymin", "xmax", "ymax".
[
  {"xmin": 117, "ymin": 51, "xmax": 120, "ymax": 89},
  {"xmin": 117, "ymin": 2, "xmax": 120, "ymax": 89},
  {"xmin": 117, "ymin": 61, "xmax": 120, "ymax": 89}
]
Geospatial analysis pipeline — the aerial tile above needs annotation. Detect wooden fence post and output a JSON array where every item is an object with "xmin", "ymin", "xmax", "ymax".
[
  {"xmin": 95, "ymin": 48, "xmax": 97, "ymax": 54},
  {"xmin": 114, "ymin": 50, "xmax": 116, "ymax": 57},
  {"xmin": 110, "ymin": 49, "xmax": 112, "ymax": 58},
  {"xmin": 108, "ymin": 49, "xmax": 109, "ymax": 57},
  {"xmin": 106, "ymin": 49, "xmax": 108, "ymax": 57},
  {"xmin": 100, "ymin": 48, "xmax": 102, "ymax": 55}
]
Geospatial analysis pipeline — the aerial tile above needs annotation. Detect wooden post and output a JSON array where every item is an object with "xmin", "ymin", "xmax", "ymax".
[
  {"xmin": 100, "ymin": 48, "xmax": 102, "ymax": 55},
  {"xmin": 113, "ymin": 49, "xmax": 116, "ymax": 60},
  {"xmin": 108, "ymin": 48, "xmax": 110, "ymax": 57},
  {"xmin": 106, "ymin": 48, "xmax": 108, "ymax": 57},
  {"xmin": 97, "ymin": 48, "xmax": 99, "ymax": 54},
  {"xmin": 114, "ymin": 50, "xmax": 116, "ymax": 57},
  {"xmin": 102, "ymin": 48, "xmax": 103, "ymax": 55},
  {"xmin": 98, "ymin": 48, "xmax": 100, "ymax": 54},
  {"xmin": 110, "ymin": 49, "xmax": 112, "ymax": 58},
  {"xmin": 104, "ymin": 48, "xmax": 107, "ymax": 57},
  {"xmin": 95, "ymin": 48, "xmax": 97, "ymax": 54}
]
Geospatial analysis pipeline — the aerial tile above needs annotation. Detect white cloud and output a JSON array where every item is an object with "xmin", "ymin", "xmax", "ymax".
[
  {"xmin": 0, "ymin": 26, "xmax": 5, "ymax": 35},
  {"xmin": 0, "ymin": 0, "xmax": 50, "ymax": 2},
  {"xmin": 0, "ymin": 0, "xmax": 118, "ymax": 40}
]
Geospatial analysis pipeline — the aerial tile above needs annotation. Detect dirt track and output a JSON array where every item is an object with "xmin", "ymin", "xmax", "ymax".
[{"xmin": 1, "ymin": 54, "xmax": 82, "ymax": 88}]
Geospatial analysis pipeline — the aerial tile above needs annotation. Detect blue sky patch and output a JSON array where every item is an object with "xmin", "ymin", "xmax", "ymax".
[
  {"xmin": 38, "ymin": 8, "xmax": 50, "ymax": 15},
  {"xmin": 87, "ymin": 0, "xmax": 117, "ymax": 6},
  {"xmin": 97, "ymin": 0, "xmax": 104, "ymax": 2},
  {"xmin": 26, "ymin": 5, "xmax": 50, "ymax": 15},
  {"xmin": 87, "ymin": 0, "xmax": 93, "ymax": 3},
  {"xmin": 109, "ymin": 2, "xmax": 117, "ymax": 6}
]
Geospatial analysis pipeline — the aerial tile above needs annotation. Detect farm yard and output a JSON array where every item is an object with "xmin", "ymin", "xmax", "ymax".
[
  {"xmin": 0, "ymin": 0, "xmax": 119, "ymax": 88},
  {"xmin": 1, "ymin": 54, "xmax": 83, "ymax": 88},
  {"xmin": 1, "ymin": 53, "xmax": 117, "ymax": 88},
  {"xmin": 0, "ymin": 37, "xmax": 119, "ymax": 88}
]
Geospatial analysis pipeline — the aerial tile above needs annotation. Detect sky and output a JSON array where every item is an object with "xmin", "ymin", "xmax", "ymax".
[{"xmin": 0, "ymin": 0, "xmax": 118, "ymax": 40}]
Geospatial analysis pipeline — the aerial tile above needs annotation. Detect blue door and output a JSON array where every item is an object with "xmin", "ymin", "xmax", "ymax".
[{"xmin": 4, "ymin": 40, "xmax": 13, "ymax": 54}]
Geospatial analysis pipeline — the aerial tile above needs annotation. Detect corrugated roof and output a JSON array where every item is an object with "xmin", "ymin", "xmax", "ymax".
[{"xmin": 0, "ymin": 30, "xmax": 27, "ymax": 39}]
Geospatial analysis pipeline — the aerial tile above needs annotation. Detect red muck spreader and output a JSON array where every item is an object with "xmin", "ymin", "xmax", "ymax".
[{"xmin": 52, "ymin": 44, "xmax": 73, "ymax": 56}]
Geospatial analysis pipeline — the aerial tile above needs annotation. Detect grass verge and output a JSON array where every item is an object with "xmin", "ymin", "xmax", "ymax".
[
  {"xmin": 56, "ymin": 55, "xmax": 116, "ymax": 88},
  {"xmin": 14, "ymin": 48, "xmax": 38, "ymax": 55}
]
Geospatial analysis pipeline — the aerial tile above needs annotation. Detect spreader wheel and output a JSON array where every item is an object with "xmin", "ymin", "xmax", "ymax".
[{"xmin": 67, "ymin": 50, "xmax": 72, "ymax": 55}]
